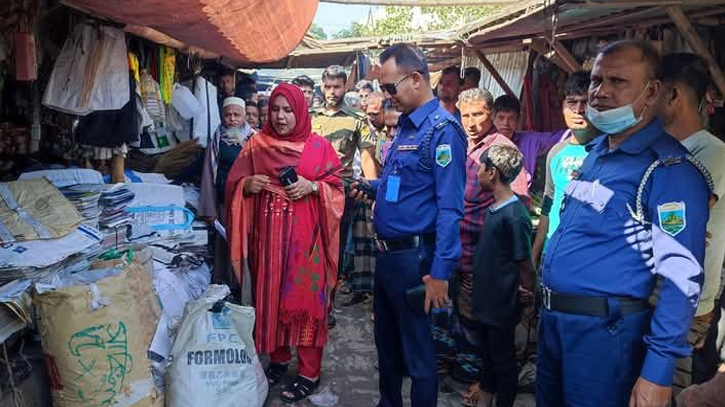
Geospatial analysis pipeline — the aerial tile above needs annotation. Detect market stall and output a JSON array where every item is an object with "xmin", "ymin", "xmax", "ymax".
[{"xmin": 0, "ymin": 0, "xmax": 318, "ymax": 405}]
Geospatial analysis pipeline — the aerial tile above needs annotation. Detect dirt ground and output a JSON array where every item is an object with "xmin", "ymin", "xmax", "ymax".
[
  {"xmin": 0, "ymin": 294, "xmax": 535, "ymax": 407},
  {"xmin": 264, "ymin": 297, "xmax": 536, "ymax": 407}
]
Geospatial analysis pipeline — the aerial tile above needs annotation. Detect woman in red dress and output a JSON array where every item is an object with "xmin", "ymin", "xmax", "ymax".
[{"xmin": 225, "ymin": 83, "xmax": 344, "ymax": 403}]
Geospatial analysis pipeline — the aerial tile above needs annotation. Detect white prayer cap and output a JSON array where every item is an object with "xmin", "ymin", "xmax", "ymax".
[{"xmin": 223, "ymin": 97, "xmax": 246, "ymax": 109}]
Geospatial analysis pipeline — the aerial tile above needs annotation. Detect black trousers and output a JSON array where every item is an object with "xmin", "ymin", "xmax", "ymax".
[{"xmin": 477, "ymin": 322, "xmax": 518, "ymax": 407}]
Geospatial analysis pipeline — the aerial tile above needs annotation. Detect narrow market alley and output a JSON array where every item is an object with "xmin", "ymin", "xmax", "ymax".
[
  {"xmin": 2, "ymin": 1, "xmax": 725, "ymax": 406},
  {"xmin": 264, "ymin": 299, "xmax": 536, "ymax": 407}
]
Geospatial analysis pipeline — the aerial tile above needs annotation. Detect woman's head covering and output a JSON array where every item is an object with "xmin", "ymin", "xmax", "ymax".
[{"xmin": 263, "ymin": 82, "xmax": 311, "ymax": 142}]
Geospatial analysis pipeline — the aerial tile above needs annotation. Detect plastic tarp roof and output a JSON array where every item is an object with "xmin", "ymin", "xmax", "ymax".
[{"xmin": 62, "ymin": 0, "xmax": 319, "ymax": 63}]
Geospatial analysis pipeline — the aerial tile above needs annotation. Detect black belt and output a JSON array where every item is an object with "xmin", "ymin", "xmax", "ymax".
[
  {"xmin": 540, "ymin": 285, "xmax": 651, "ymax": 317},
  {"xmin": 376, "ymin": 234, "xmax": 435, "ymax": 252}
]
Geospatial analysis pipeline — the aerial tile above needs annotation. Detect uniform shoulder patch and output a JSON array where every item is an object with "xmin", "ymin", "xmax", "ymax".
[
  {"xmin": 657, "ymin": 201, "xmax": 686, "ymax": 237},
  {"xmin": 435, "ymin": 144, "xmax": 452, "ymax": 167}
]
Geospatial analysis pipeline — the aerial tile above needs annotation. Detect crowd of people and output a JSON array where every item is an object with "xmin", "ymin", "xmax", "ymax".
[{"xmin": 199, "ymin": 40, "xmax": 725, "ymax": 407}]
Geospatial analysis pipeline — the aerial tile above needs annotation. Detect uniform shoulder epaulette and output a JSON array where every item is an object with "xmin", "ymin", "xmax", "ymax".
[
  {"xmin": 627, "ymin": 137, "xmax": 714, "ymax": 225},
  {"xmin": 416, "ymin": 116, "xmax": 464, "ymax": 170}
]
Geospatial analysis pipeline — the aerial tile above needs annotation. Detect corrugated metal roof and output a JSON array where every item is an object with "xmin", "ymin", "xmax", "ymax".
[
  {"xmin": 463, "ymin": 0, "xmax": 725, "ymax": 48},
  {"xmin": 463, "ymin": 51, "xmax": 529, "ymax": 99},
  {"xmin": 252, "ymin": 0, "xmax": 725, "ymax": 69}
]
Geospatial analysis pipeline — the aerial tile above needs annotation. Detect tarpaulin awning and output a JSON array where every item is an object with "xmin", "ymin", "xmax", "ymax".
[{"xmin": 62, "ymin": 0, "xmax": 319, "ymax": 64}]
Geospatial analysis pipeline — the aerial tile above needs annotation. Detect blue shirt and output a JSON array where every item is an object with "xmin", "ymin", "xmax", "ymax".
[
  {"xmin": 542, "ymin": 119, "xmax": 709, "ymax": 386},
  {"xmin": 372, "ymin": 98, "xmax": 467, "ymax": 280},
  {"xmin": 542, "ymin": 137, "xmax": 591, "ymax": 250}
]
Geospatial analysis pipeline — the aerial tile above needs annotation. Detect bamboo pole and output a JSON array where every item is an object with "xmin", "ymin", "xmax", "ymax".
[
  {"xmin": 111, "ymin": 156, "xmax": 125, "ymax": 184},
  {"xmin": 666, "ymin": 6, "xmax": 725, "ymax": 97}
]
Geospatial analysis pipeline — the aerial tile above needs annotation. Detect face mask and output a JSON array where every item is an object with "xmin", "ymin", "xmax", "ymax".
[{"xmin": 586, "ymin": 82, "xmax": 650, "ymax": 134}]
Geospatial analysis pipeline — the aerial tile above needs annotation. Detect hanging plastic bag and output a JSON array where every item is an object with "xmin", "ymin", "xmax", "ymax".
[
  {"xmin": 42, "ymin": 24, "xmax": 130, "ymax": 116},
  {"xmin": 171, "ymin": 83, "xmax": 203, "ymax": 119}
]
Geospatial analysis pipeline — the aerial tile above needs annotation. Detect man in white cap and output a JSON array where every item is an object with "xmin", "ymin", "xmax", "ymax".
[{"xmin": 199, "ymin": 97, "xmax": 256, "ymax": 293}]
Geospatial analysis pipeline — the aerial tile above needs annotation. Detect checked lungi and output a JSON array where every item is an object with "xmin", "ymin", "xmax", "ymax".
[{"xmin": 351, "ymin": 201, "xmax": 376, "ymax": 293}]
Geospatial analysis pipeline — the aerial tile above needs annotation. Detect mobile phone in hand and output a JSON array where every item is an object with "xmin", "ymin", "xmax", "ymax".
[{"xmin": 279, "ymin": 166, "xmax": 299, "ymax": 186}]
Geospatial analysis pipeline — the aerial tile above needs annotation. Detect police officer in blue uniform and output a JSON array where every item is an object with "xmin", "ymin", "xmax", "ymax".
[
  {"xmin": 536, "ymin": 41, "xmax": 712, "ymax": 407},
  {"xmin": 352, "ymin": 44, "xmax": 466, "ymax": 407}
]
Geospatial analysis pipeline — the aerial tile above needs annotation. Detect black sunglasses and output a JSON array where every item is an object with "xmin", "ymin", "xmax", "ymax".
[{"xmin": 381, "ymin": 72, "xmax": 418, "ymax": 96}]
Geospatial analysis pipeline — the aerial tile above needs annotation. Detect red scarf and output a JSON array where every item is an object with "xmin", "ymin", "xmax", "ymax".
[
  {"xmin": 225, "ymin": 83, "xmax": 311, "ymax": 206},
  {"xmin": 225, "ymin": 84, "xmax": 344, "ymax": 352}
]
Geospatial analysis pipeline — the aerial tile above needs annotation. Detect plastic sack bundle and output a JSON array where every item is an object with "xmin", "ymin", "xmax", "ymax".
[
  {"xmin": 0, "ymin": 178, "xmax": 82, "ymax": 243},
  {"xmin": 34, "ymin": 254, "xmax": 163, "ymax": 407},
  {"xmin": 166, "ymin": 299, "xmax": 268, "ymax": 407}
]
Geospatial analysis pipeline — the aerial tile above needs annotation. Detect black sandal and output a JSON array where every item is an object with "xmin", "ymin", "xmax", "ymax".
[
  {"xmin": 279, "ymin": 375, "xmax": 320, "ymax": 403},
  {"xmin": 265, "ymin": 363, "xmax": 288, "ymax": 387}
]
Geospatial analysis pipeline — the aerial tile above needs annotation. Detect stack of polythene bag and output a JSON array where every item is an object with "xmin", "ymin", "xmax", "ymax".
[
  {"xmin": 99, "ymin": 184, "xmax": 135, "ymax": 228},
  {"xmin": 0, "ymin": 178, "xmax": 103, "ymax": 285},
  {"xmin": 61, "ymin": 186, "xmax": 102, "ymax": 228}
]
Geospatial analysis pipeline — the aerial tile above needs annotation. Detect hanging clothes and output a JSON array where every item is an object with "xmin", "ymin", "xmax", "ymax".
[
  {"xmin": 76, "ymin": 71, "xmax": 140, "ymax": 148},
  {"xmin": 159, "ymin": 46, "xmax": 175, "ymax": 105},
  {"xmin": 139, "ymin": 69, "xmax": 165, "ymax": 124},
  {"xmin": 128, "ymin": 52, "xmax": 140, "ymax": 83},
  {"xmin": 42, "ymin": 23, "xmax": 130, "ymax": 116}
]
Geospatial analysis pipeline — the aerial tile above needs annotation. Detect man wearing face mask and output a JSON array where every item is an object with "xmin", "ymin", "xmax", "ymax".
[{"xmin": 536, "ymin": 41, "xmax": 712, "ymax": 407}]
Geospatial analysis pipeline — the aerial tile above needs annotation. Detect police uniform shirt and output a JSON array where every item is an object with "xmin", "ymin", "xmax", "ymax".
[
  {"xmin": 371, "ymin": 98, "xmax": 467, "ymax": 280},
  {"xmin": 542, "ymin": 119, "xmax": 710, "ymax": 386},
  {"xmin": 311, "ymin": 105, "xmax": 373, "ymax": 178}
]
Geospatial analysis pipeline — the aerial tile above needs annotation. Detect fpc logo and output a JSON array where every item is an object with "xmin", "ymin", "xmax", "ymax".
[{"xmin": 211, "ymin": 306, "xmax": 232, "ymax": 330}]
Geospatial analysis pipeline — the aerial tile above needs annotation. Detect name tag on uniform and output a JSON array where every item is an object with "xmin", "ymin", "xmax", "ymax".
[
  {"xmin": 385, "ymin": 175, "xmax": 401, "ymax": 202},
  {"xmin": 397, "ymin": 144, "xmax": 418, "ymax": 151}
]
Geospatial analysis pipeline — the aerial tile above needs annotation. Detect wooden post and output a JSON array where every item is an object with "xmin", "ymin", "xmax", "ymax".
[
  {"xmin": 285, "ymin": 55, "xmax": 296, "ymax": 69},
  {"xmin": 111, "ymin": 155, "xmax": 125, "ymax": 184},
  {"xmin": 429, "ymin": 57, "xmax": 462, "ymax": 72},
  {"xmin": 666, "ymin": 6, "xmax": 725, "ymax": 97},
  {"xmin": 524, "ymin": 38, "xmax": 579, "ymax": 74},
  {"xmin": 475, "ymin": 50, "xmax": 516, "ymax": 97},
  {"xmin": 548, "ymin": 40, "xmax": 582, "ymax": 73}
]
